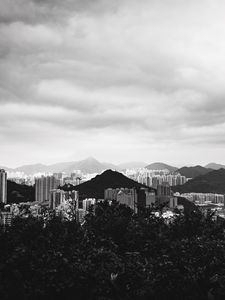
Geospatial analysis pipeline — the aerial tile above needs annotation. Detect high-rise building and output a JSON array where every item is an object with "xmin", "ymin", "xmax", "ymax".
[
  {"xmin": 0, "ymin": 212, "xmax": 12, "ymax": 226},
  {"xmin": 105, "ymin": 187, "xmax": 156, "ymax": 213},
  {"xmin": 35, "ymin": 176, "xmax": 60, "ymax": 202},
  {"xmin": 116, "ymin": 188, "xmax": 137, "ymax": 212},
  {"xmin": 49, "ymin": 189, "xmax": 79, "ymax": 210},
  {"xmin": 65, "ymin": 190, "xmax": 79, "ymax": 209},
  {"xmin": 83, "ymin": 198, "xmax": 96, "ymax": 211},
  {"xmin": 49, "ymin": 189, "xmax": 65, "ymax": 210},
  {"xmin": 0, "ymin": 169, "xmax": 7, "ymax": 204},
  {"xmin": 152, "ymin": 177, "xmax": 158, "ymax": 189},
  {"xmin": 157, "ymin": 182, "xmax": 173, "ymax": 206}
]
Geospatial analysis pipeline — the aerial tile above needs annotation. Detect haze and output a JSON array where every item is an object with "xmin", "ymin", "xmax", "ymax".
[{"xmin": 1, "ymin": 0, "xmax": 225, "ymax": 167}]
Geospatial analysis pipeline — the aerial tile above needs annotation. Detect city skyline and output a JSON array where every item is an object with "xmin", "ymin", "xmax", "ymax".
[{"xmin": 1, "ymin": 0, "xmax": 225, "ymax": 167}]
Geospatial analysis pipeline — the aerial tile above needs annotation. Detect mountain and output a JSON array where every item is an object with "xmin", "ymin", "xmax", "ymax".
[
  {"xmin": 7, "ymin": 157, "xmax": 117, "ymax": 175},
  {"xmin": 177, "ymin": 197, "xmax": 199, "ymax": 214},
  {"xmin": 45, "ymin": 161, "xmax": 77, "ymax": 173},
  {"xmin": 205, "ymin": 163, "xmax": 225, "ymax": 170},
  {"xmin": 62, "ymin": 169, "xmax": 154, "ymax": 200},
  {"xmin": 15, "ymin": 163, "xmax": 47, "ymax": 174},
  {"xmin": 176, "ymin": 165, "xmax": 213, "ymax": 179},
  {"xmin": 0, "ymin": 165, "xmax": 14, "ymax": 172},
  {"xmin": 7, "ymin": 180, "xmax": 35, "ymax": 204},
  {"xmin": 145, "ymin": 162, "xmax": 177, "ymax": 173},
  {"xmin": 172, "ymin": 168, "xmax": 225, "ymax": 194},
  {"xmin": 62, "ymin": 157, "xmax": 115, "ymax": 174},
  {"xmin": 102, "ymin": 162, "xmax": 119, "ymax": 170},
  {"xmin": 117, "ymin": 161, "xmax": 148, "ymax": 170}
]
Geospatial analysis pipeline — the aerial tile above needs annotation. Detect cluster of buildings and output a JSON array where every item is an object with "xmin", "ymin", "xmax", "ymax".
[
  {"xmin": 6, "ymin": 171, "xmax": 34, "ymax": 186},
  {"xmin": 124, "ymin": 169, "xmax": 189, "ymax": 188},
  {"xmin": 175, "ymin": 192, "xmax": 225, "ymax": 219},
  {"xmin": 3, "ymin": 166, "xmax": 225, "ymax": 224},
  {"xmin": 105, "ymin": 183, "xmax": 178, "ymax": 213},
  {"xmin": 34, "ymin": 175, "xmax": 180, "ymax": 222},
  {"xmin": 0, "ymin": 168, "xmax": 182, "ymax": 225},
  {"xmin": 178, "ymin": 192, "xmax": 225, "ymax": 205},
  {"xmin": 7, "ymin": 170, "xmax": 96, "ymax": 187}
]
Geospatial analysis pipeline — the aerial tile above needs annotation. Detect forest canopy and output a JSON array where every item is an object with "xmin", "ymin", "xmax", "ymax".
[{"xmin": 0, "ymin": 201, "xmax": 225, "ymax": 300}]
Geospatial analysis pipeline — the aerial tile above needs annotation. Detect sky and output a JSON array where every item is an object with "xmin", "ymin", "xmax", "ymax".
[{"xmin": 1, "ymin": 0, "xmax": 225, "ymax": 167}]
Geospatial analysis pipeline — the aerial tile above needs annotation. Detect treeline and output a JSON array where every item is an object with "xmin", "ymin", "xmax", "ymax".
[{"xmin": 0, "ymin": 202, "xmax": 225, "ymax": 299}]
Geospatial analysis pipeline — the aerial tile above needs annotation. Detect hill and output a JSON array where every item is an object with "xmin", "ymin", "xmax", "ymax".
[
  {"xmin": 0, "ymin": 165, "xmax": 13, "ymax": 172},
  {"xmin": 10, "ymin": 157, "xmax": 117, "ymax": 175},
  {"xmin": 117, "ymin": 161, "xmax": 148, "ymax": 170},
  {"xmin": 205, "ymin": 162, "xmax": 225, "ymax": 170},
  {"xmin": 62, "ymin": 157, "xmax": 117, "ymax": 174},
  {"xmin": 7, "ymin": 180, "xmax": 35, "ymax": 204},
  {"xmin": 15, "ymin": 163, "xmax": 47, "ymax": 174},
  {"xmin": 172, "ymin": 168, "xmax": 225, "ymax": 194},
  {"xmin": 176, "ymin": 165, "xmax": 212, "ymax": 179},
  {"xmin": 145, "ymin": 162, "xmax": 177, "ymax": 173},
  {"xmin": 177, "ymin": 196, "xmax": 198, "ymax": 214},
  {"xmin": 62, "ymin": 169, "xmax": 154, "ymax": 200}
]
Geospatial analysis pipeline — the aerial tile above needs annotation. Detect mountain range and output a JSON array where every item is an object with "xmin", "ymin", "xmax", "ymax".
[
  {"xmin": 2, "ymin": 157, "xmax": 118, "ymax": 175},
  {"xmin": 176, "ymin": 165, "xmax": 213, "ymax": 179},
  {"xmin": 204, "ymin": 163, "xmax": 225, "ymax": 170},
  {"xmin": 145, "ymin": 162, "xmax": 178, "ymax": 173},
  {"xmin": 2, "ymin": 157, "xmax": 225, "ymax": 176},
  {"xmin": 172, "ymin": 168, "xmax": 225, "ymax": 194},
  {"xmin": 2, "ymin": 158, "xmax": 173, "ymax": 175}
]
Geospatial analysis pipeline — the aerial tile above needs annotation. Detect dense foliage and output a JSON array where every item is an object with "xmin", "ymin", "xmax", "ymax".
[
  {"xmin": 176, "ymin": 165, "xmax": 212, "ymax": 179},
  {"xmin": 7, "ymin": 180, "xmax": 35, "ymax": 204},
  {"xmin": 1, "ymin": 202, "xmax": 225, "ymax": 299},
  {"xmin": 173, "ymin": 168, "xmax": 225, "ymax": 194}
]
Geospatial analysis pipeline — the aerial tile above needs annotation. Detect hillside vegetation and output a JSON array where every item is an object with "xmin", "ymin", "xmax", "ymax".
[{"xmin": 0, "ymin": 202, "xmax": 225, "ymax": 299}]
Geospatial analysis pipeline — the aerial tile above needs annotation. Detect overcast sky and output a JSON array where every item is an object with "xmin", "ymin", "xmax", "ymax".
[{"xmin": 1, "ymin": 0, "xmax": 225, "ymax": 167}]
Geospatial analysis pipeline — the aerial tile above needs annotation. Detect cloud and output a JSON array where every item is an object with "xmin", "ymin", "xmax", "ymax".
[
  {"xmin": 0, "ymin": 0, "xmax": 118, "ymax": 25},
  {"xmin": 1, "ymin": 0, "xmax": 225, "ymax": 166}
]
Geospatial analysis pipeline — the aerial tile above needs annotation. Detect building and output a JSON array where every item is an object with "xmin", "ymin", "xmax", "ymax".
[
  {"xmin": 83, "ymin": 198, "xmax": 96, "ymax": 211},
  {"xmin": 0, "ymin": 212, "xmax": 12, "ymax": 226},
  {"xmin": 116, "ymin": 188, "xmax": 137, "ymax": 211},
  {"xmin": 49, "ymin": 189, "xmax": 79, "ymax": 210},
  {"xmin": 156, "ymin": 182, "xmax": 177, "ymax": 208},
  {"xmin": 104, "ymin": 188, "xmax": 118, "ymax": 201},
  {"xmin": 169, "ymin": 197, "xmax": 178, "ymax": 209},
  {"xmin": 76, "ymin": 209, "xmax": 86, "ymax": 224},
  {"xmin": 0, "ymin": 169, "xmax": 7, "ymax": 204},
  {"xmin": 104, "ymin": 187, "xmax": 156, "ymax": 212},
  {"xmin": 35, "ymin": 176, "xmax": 60, "ymax": 202},
  {"xmin": 65, "ymin": 190, "xmax": 79, "ymax": 209},
  {"xmin": 49, "ymin": 189, "xmax": 66, "ymax": 210},
  {"xmin": 145, "ymin": 190, "xmax": 156, "ymax": 207}
]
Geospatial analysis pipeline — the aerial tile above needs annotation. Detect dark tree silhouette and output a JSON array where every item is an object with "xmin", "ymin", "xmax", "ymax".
[{"xmin": 1, "ymin": 202, "xmax": 225, "ymax": 299}]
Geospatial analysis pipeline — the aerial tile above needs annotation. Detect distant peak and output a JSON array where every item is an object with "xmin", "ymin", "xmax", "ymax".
[{"xmin": 85, "ymin": 156, "xmax": 99, "ymax": 162}]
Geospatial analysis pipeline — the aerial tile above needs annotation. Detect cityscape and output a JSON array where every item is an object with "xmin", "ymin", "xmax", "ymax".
[
  {"xmin": 1, "ymin": 0, "xmax": 225, "ymax": 299},
  {"xmin": 1, "ymin": 159, "xmax": 225, "ymax": 227}
]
